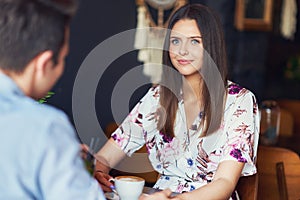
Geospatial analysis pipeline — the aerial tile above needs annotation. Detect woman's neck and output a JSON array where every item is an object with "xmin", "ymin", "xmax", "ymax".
[
  {"xmin": 182, "ymin": 74, "xmax": 203, "ymax": 129},
  {"xmin": 182, "ymin": 74, "xmax": 203, "ymax": 103}
]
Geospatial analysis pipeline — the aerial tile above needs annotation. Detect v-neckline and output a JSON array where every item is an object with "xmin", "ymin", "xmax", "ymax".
[{"xmin": 178, "ymin": 100, "xmax": 203, "ymax": 133}]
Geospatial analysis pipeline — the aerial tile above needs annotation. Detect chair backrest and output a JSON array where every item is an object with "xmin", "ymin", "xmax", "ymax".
[
  {"xmin": 279, "ymin": 161, "xmax": 300, "ymax": 200},
  {"xmin": 236, "ymin": 174, "xmax": 258, "ymax": 200},
  {"xmin": 277, "ymin": 99, "xmax": 300, "ymax": 135},
  {"xmin": 276, "ymin": 162, "xmax": 288, "ymax": 200},
  {"xmin": 279, "ymin": 108, "xmax": 294, "ymax": 137},
  {"xmin": 257, "ymin": 146, "xmax": 300, "ymax": 200}
]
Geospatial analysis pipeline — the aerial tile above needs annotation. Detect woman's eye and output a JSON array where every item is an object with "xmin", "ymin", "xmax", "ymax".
[
  {"xmin": 191, "ymin": 39, "xmax": 200, "ymax": 45},
  {"xmin": 171, "ymin": 38, "xmax": 180, "ymax": 45}
]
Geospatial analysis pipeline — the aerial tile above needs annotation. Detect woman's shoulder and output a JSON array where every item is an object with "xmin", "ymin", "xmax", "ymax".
[
  {"xmin": 226, "ymin": 80, "xmax": 256, "ymax": 99},
  {"xmin": 225, "ymin": 80, "xmax": 258, "ymax": 110},
  {"xmin": 136, "ymin": 85, "xmax": 161, "ymax": 111},
  {"xmin": 141, "ymin": 85, "xmax": 161, "ymax": 102}
]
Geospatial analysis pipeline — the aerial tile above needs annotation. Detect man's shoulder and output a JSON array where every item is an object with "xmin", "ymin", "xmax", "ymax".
[
  {"xmin": 27, "ymin": 98, "xmax": 66, "ymax": 115},
  {"xmin": 18, "ymin": 97, "xmax": 71, "ymax": 128}
]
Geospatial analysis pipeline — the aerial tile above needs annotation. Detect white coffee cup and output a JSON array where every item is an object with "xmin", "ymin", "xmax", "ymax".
[{"xmin": 113, "ymin": 175, "xmax": 145, "ymax": 200}]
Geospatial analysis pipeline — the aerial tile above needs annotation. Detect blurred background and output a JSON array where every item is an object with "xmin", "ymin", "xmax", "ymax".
[{"xmin": 47, "ymin": 0, "xmax": 300, "ymax": 135}]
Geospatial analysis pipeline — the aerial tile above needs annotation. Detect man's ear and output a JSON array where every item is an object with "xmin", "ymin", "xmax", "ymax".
[{"xmin": 34, "ymin": 50, "xmax": 54, "ymax": 78}]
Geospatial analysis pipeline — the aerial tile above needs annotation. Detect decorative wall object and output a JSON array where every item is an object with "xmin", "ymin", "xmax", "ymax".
[
  {"xmin": 280, "ymin": 0, "xmax": 297, "ymax": 40},
  {"xmin": 234, "ymin": 0, "xmax": 274, "ymax": 31},
  {"xmin": 134, "ymin": 0, "xmax": 188, "ymax": 84}
]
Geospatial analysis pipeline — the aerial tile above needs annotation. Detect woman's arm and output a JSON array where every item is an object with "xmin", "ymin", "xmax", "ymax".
[
  {"xmin": 94, "ymin": 86, "xmax": 161, "ymax": 192},
  {"xmin": 174, "ymin": 160, "xmax": 244, "ymax": 200},
  {"xmin": 140, "ymin": 160, "xmax": 244, "ymax": 200},
  {"xmin": 94, "ymin": 138, "xmax": 127, "ymax": 192}
]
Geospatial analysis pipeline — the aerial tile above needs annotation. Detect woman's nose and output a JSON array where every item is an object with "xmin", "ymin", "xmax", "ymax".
[{"xmin": 179, "ymin": 43, "xmax": 189, "ymax": 56}]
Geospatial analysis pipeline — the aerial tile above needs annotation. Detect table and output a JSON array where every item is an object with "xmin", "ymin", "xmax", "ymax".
[{"xmin": 105, "ymin": 187, "xmax": 178, "ymax": 200}]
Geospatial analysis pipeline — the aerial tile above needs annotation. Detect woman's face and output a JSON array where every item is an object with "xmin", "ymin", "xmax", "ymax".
[{"xmin": 169, "ymin": 19, "xmax": 203, "ymax": 77}]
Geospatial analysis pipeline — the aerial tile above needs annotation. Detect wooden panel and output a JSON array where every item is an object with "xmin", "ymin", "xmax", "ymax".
[
  {"xmin": 276, "ymin": 162, "xmax": 288, "ymax": 200},
  {"xmin": 281, "ymin": 162, "xmax": 300, "ymax": 200},
  {"xmin": 257, "ymin": 146, "xmax": 300, "ymax": 200},
  {"xmin": 278, "ymin": 100, "xmax": 300, "ymax": 135},
  {"xmin": 236, "ymin": 174, "xmax": 258, "ymax": 200},
  {"xmin": 279, "ymin": 108, "xmax": 294, "ymax": 137}
]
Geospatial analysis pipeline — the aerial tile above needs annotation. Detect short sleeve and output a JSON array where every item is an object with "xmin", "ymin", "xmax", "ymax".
[
  {"xmin": 111, "ymin": 86, "xmax": 160, "ymax": 156},
  {"xmin": 221, "ymin": 90, "xmax": 260, "ymax": 176}
]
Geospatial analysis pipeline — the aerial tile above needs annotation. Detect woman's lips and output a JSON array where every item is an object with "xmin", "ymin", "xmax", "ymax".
[{"xmin": 177, "ymin": 59, "xmax": 192, "ymax": 65}]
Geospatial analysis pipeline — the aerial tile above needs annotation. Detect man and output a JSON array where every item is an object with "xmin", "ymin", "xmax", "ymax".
[{"xmin": 0, "ymin": 0, "xmax": 105, "ymax": 199}]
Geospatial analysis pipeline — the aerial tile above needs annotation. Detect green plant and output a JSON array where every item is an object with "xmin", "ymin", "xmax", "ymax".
[
  {"xmin": 284, "ymin": 54, "xmax": 300, "ymax": 81},
  {"xmin": 38, "ymin": 91, "xmax": 55, "ymax": 104}
]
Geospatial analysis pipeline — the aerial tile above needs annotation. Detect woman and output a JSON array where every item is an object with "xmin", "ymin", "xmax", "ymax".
[{"xmin": 94, "ymin": 4, "xmax": 259, "ymax": 200}]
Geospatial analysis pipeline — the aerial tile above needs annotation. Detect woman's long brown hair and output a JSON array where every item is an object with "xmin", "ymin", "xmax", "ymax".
[{"xmin": 159, "ymin": 4, "xmax": 228, "ymax": 138}]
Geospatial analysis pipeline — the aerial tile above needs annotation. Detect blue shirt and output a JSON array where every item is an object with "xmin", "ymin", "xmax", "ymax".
[{"xmin": 0, "ymin": 73, "xmax": 105, "ymax": 200}]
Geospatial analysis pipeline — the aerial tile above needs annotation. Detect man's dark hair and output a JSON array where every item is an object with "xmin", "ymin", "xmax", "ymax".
[{"xmin": 0, "ymin": 0, "xmax": 78, "ymax": 73}]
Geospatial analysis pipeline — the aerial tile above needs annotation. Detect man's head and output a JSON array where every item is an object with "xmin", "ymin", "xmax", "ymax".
[{"xmin": 0, "ymin": 0, "xmax": 77, "ymax": 99}]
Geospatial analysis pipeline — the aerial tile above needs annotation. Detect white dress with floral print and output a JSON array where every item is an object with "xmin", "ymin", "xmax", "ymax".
[{"xmin": 111, "ymin": 81, "xmax": 259, "ymax": 196}]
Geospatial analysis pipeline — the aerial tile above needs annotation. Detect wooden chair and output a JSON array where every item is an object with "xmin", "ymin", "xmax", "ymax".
[
  {"xmin": 277, "ymin": 161, "xmax": 300, "ymax": 200},
  {"xmin": 257, "ymin": 146, "xmax": 300, "ymax": 200},
  {"xmin": 276, "ymin": 162, "xmax": 288, "ymax": 200},
  {"xmin": 277, "ymin": 99, "xmax": 300, "ymax": 135},
  {"xmin": 279, "ymin": 108, "xmax": 294, "ymax": 137},
  {"xmin": 276, "ymin": 100, "xmax": 300, "ymax": 155},
  {"xmin": 236, "ymin": 174, "xmax": 258, "ymax": 200}
]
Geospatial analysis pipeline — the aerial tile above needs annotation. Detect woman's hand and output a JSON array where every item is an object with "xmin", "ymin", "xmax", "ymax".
[
  {"xmin": 92, "ymin": 138, "xmax": 127, "ymax": 192},
  {"xmin": 93, "ymin": 170, "xmax": 114, "ymax": 192},
  {"xmin": 139, "ymin": 189, "xmax": 173, "ymax": 200}
]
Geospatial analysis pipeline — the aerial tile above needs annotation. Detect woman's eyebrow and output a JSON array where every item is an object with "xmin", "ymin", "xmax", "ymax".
[
  {"xmin": 170, "ymin": 35, "xmax": 202, "ymax": 39},
  {"xmin": 189, "ymin": 36, "xmax": 202, "ymax": 39}
]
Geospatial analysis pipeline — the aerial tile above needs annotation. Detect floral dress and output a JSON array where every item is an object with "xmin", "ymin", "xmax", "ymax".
[{"xmin": 111, "ymin": 81, "xmax": 259, "ymax": 197}]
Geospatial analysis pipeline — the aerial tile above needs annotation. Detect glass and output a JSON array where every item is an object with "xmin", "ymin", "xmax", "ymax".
[
  {"xmin": 259, "ymin": 100, "xmax": 281, "ymax": 145},
  {"xmin": 81, "ymin": 137, "xmax": 100, "ymax": 175}
]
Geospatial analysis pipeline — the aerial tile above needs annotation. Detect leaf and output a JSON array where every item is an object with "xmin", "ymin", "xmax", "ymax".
[{"xmin": 38, "ymin": 91, "xmax": 55, "ymax": 104}]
